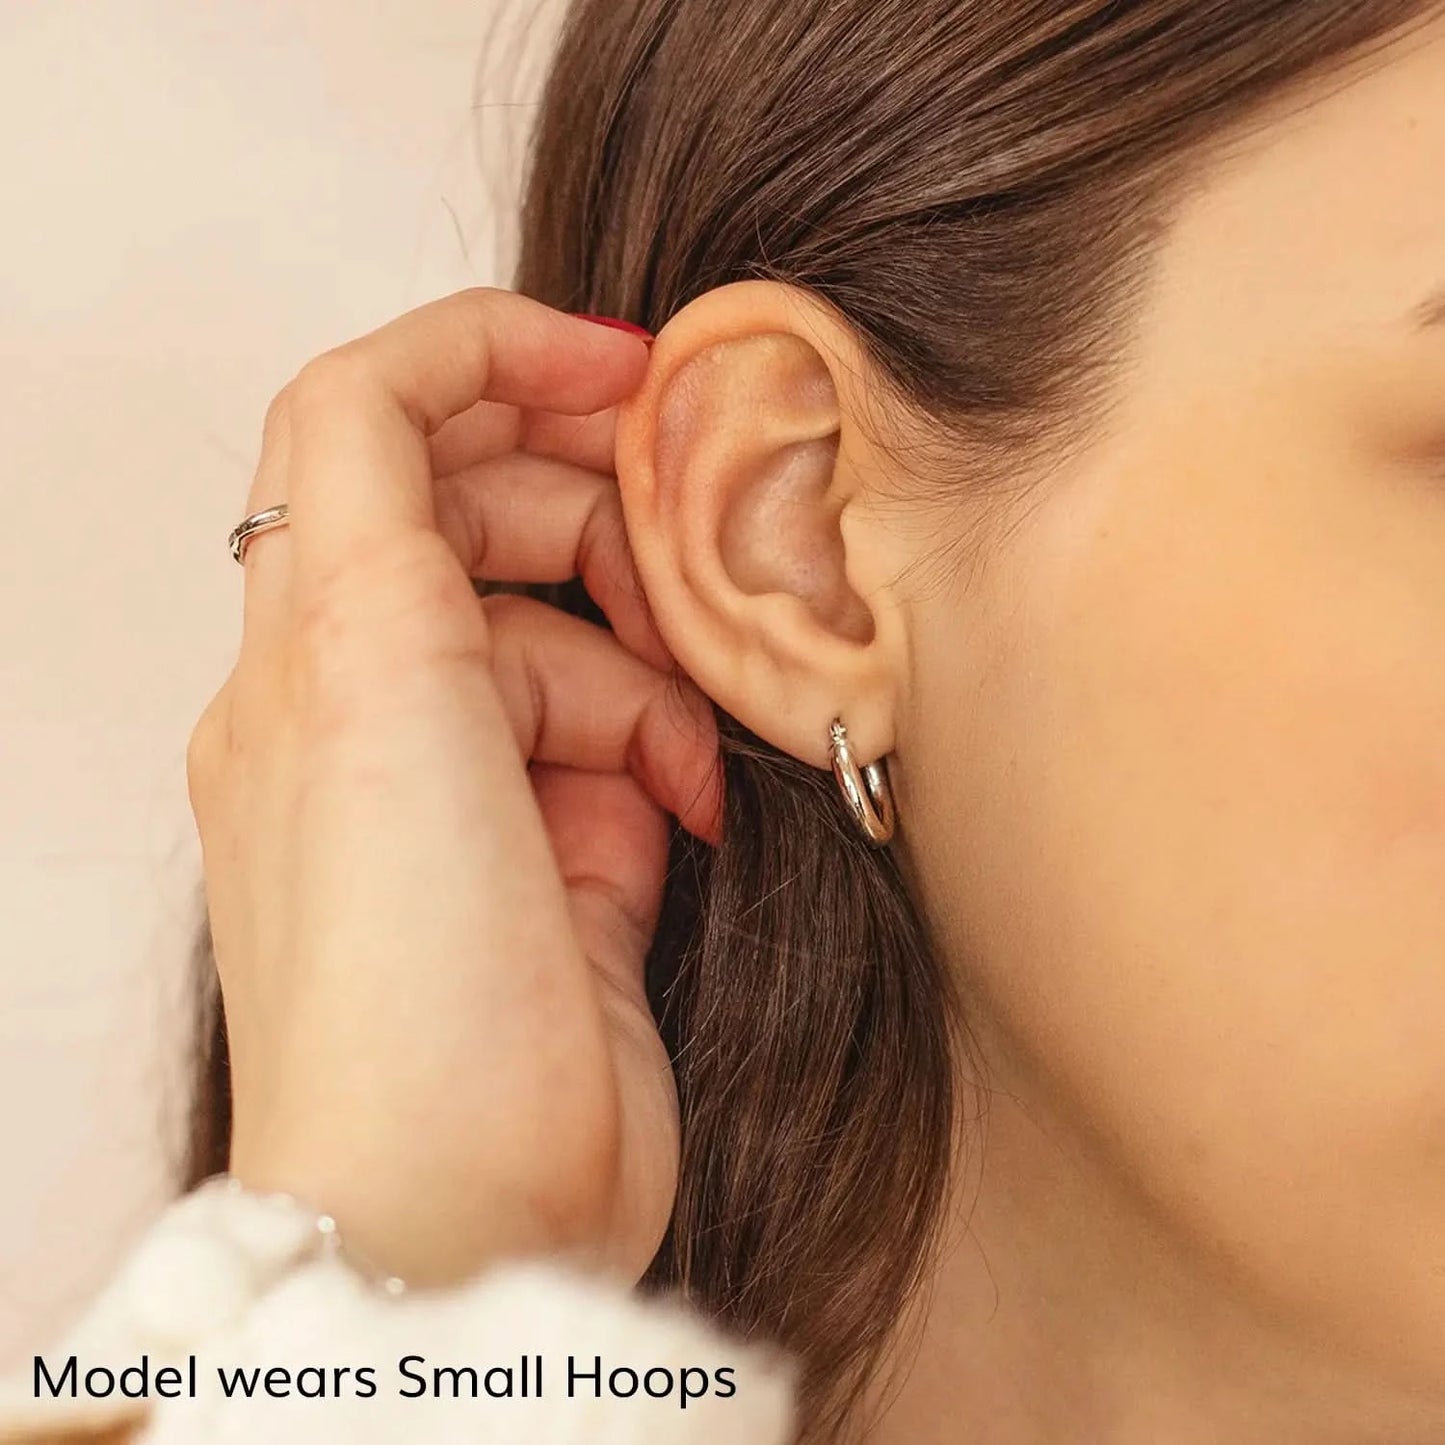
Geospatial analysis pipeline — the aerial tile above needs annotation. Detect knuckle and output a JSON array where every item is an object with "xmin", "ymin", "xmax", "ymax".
[
  {"xmin": 461, "ymin": 284, "xmax": 505, "ymax": 306},
  {"xmin": 478, "ymin": 589, "xmax": 530, "ymax": 628},
  {"xmin": 260, "ymin": 384, "xmax": 292, "ymax": 452},
  {"xmin": 570, "ymin": 872, "xmax": 652, "ymax": 955},
  {"xmin": 577, "ymin": 492, "xmax": 639, "ymax": 600},
  {"xmin": 292, "ymin": 567, "xmax": 366, "ymax": 667},
  {"xmin": 288, "ymin": 347, "xmax": 372, "ymax": 410},
  {"xmin": 478, "ymin": 591, "xmax": 543, "ymax": 659},
  {"xmin": 185, "ymin": 688, "xmax": 232, "ymax": 814},
  {"xmin": 294, "ymin": 538, "xmax": 487, "ymax": 703},
  {"xmin": 479, "ymin": 590, "xmax": 552, "ymax": 644},
  {"xmin": 298, "ymin": 535, "xmax": 435, "ymax": 634}
]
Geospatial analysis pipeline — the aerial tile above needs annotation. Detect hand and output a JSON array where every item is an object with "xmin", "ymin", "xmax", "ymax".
[{"xmin": 186, "ymin": 288, "xmax": 723, "ymax": 1288}]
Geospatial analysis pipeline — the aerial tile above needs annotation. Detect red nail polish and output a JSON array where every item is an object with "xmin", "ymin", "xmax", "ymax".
[{"xmin": 570, "ymin": 313, "xmax": 655, "ymax": 345}]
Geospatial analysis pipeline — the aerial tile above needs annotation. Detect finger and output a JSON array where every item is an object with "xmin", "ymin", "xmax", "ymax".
[
  {"xmin": 426, "ymin": 396, "xmax": 519, "ymax": 478},
  {"xmin": 529, "ymin": 764, "xmax": 674, "ymax": 1007},
  {"xmin": 521, "ymin": 407, "xmax": 620, "ymax": 476},
  {"xmin": 435, "ymin": 454, "xmax": 671, "ymax": 672},
  {"xmin": 237, "ymin": 386, "xmax": 295, "ymax": 658},
  {"xmin": 284, "ymin": 289, "xmax": 650, "ymax": 591},
  {"xmin": 428, "ymin": 399, "xmax": 620, "ymax": 480},
  {"xmin": 483, "ymin": 594, "xmax": 724, "ymax": 846}
]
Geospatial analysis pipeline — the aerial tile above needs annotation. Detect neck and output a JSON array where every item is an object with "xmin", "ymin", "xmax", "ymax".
[{"xmin": 863, "ymin": 1026, "xmax": 1443, "ymax": 1445}]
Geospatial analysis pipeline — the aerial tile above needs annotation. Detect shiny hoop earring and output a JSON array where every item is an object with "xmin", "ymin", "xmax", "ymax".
[{"xmin": 829, "ymin": 717, "xmax": 897, "ymax": 847}]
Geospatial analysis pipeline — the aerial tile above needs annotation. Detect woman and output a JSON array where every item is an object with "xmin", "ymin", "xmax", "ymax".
[{"xmin": 5, "ymin": 0, "xmax": 1445, "ymax": 1440}]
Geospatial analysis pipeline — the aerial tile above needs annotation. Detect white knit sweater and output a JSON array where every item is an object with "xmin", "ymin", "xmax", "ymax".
[{"xmin": 0, "ymin": 1181, "xmax": 796, "ymax": 1443}]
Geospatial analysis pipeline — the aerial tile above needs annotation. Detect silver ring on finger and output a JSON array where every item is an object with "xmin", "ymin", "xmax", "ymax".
[{"xmin": 228, "ymin": 504, "xmax": 291, "ymax": 564}]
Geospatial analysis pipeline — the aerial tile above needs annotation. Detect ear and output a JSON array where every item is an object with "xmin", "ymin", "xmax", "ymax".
[{"xmin": 614, "ymin": 280, "xmax": 911, "ymax": 771}]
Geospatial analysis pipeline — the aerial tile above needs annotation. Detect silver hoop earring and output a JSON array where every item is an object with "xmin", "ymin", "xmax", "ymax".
[{"xmin": 829, "ymin": 718, "xmax": 897, "ymax": 847}]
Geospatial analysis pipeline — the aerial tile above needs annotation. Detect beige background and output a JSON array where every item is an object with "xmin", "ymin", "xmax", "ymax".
[{"xmin": 0, "ymin": 0, "xmax": 564, "ymax": 1364}]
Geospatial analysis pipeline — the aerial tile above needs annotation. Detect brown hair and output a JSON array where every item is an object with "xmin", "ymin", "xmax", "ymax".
[{"xmin": 189, "ymin": 3, "xmax": 1439, "ymax": 1440}]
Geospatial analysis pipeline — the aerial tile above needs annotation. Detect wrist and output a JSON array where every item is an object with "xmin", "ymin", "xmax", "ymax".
[{"xmin": 227, "ymin": 1136, "xmax": 571, "ymax": 1289}]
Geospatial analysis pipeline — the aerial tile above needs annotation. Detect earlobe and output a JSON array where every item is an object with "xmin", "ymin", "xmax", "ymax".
[{"xmin": 613, "ymin": 280, "xmax": 906, "ymax": 771}]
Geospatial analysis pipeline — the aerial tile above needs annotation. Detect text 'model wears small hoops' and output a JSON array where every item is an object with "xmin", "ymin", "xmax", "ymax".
[{"xmin": 226, "ymin": 505, "xmax": 898, "ymax": 846}]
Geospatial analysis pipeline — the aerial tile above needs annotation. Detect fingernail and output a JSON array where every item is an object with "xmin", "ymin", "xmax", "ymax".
[{"xmin": 570, "ymin": 313, "xmax": 655, "ymax": 345}]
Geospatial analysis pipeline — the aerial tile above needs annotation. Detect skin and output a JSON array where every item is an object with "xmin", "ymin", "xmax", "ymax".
[
  {"xmin": 184, "ymin": 12, "xmax": 1445, "ymax": 1445},
  {"xmin": 614, "ymin": 14, "xmax": 1445, "ymax": 1444},
  {"xmin": 190, "ymin": 296, "xmax": 719, "ymax": 1293}
]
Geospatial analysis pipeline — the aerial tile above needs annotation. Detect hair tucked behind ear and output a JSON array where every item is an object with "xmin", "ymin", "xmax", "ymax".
[{"xmin": 190, "ymin": 2, "xmax": 1440, "ymax": 1439}]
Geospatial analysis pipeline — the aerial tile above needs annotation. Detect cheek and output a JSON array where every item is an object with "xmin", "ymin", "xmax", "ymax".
[{"xmin": 908, "ymin": 415, "xmax": 1445, "ymax": 1347}]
